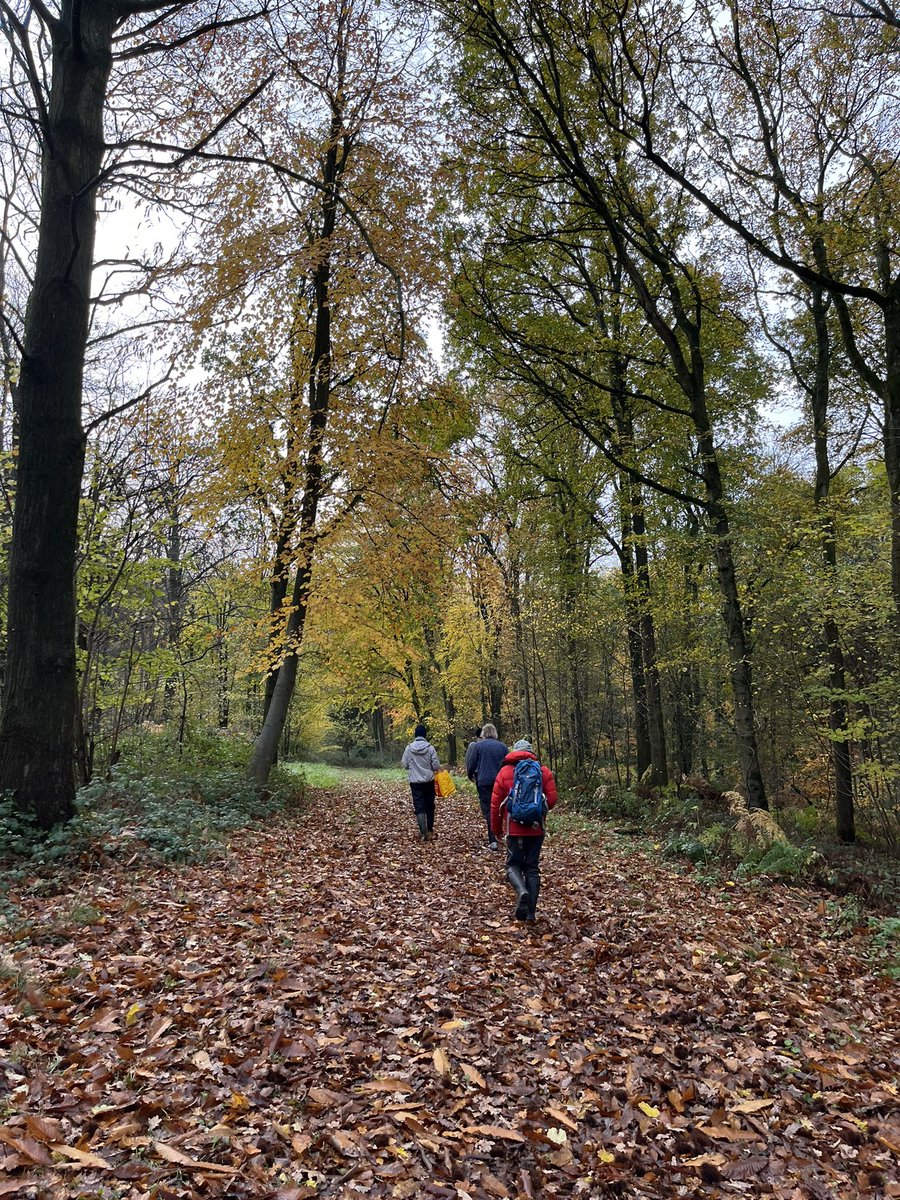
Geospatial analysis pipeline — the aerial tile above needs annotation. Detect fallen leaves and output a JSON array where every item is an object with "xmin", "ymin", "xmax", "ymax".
[
  {"xmin": 1, "ymin": 781, "xmax": 897, "ymax": 1199},
  {"xmin": 153, "ymin": 1141, "xmax": 238, "ymax": 1174}
]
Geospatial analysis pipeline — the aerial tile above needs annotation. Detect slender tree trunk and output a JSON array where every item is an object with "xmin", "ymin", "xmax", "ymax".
[
  {"xmin": 422, "ymin": 622, "xmax": 458, "ymax": 765},
  {"xmin": 631, "ymin": 498, "xmax": 668, "ymax": 786},
  {"xmin": 248, "ymin": 43, "xmax": 348, "ymax": 787},
  {"xmin": 249, "ymin": 548, "xmax": 316, "ymax": 784},
  {"xmin": 809, "ymin": 286, "xmax": 855, "ymax": 842},
  {"xmin": 509, "ymin": 558, "xmax": 532, "ymax": 736},
  {"xmin": 0, "ymin": 1, "xmax": 116, "ymax": 827},
  {"xmin": 610, "ymin": 345, "xmax": 666, "ymax": 784},
  {"xmin": 883, "ymin": 290, "xmax": 900, "ymax": 635},
  {"xmin": 371, "ymin": 704, "xmax": 386, "ymax": 753},
  {"xmin": 217, "ymin": 610, "xmax": 230, "ymax": 730},
  {"xmin": 686, "ymin": 327, "xmax": 767, "ymax": 808},
  {"xmin": 616, "ymin": 489, "xmax": 652, "ymax": 778},
  {"xmin": 162, "ymin": 495, "xmax": 183, "ymax": 720},
  {"xmin": 403, "ymin": 658, "xmax": 423, "ymax": 720}
]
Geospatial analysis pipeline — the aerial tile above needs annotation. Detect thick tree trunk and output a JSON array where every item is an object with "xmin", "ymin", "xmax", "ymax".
[{"xmin": 0, "ymin": 1, "xmax": 116, "ymax": 827}]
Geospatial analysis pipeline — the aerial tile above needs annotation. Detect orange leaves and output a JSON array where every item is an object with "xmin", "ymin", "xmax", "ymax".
[{"xmin": 1, "ymin": 777, "xmax": 898, "ymax": 1198}]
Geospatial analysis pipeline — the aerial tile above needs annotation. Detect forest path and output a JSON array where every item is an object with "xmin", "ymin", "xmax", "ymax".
[{"xmin": 2, "ymin": 780, "xmax": 898, "ymax": 1200}]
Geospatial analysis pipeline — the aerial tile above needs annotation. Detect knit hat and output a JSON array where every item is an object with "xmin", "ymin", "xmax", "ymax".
[
  {"xmin": 414, "ymin": 723, "xmax": 428, "ymax": 739},
  {"xmin": 512, "ymin": 738, "xmax": 532, "ymax": 752}
]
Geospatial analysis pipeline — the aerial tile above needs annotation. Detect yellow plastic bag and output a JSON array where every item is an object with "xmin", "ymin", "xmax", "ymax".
[{"xmin": 434, "ymin": 769, "xmax": 456, "ymax": 798}]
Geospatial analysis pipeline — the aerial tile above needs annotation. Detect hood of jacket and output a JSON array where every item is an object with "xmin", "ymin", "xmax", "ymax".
[
  {"xmin": 407, "ymin": 737, "xmax": 433, "ymax": 755},
  {"xmin": 502, "ymin": 749, "xmax": 538, "ymax": 766}
]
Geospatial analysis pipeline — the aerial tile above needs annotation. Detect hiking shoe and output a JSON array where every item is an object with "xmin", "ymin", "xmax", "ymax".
[{"xmin": 488, "ymin": 840, "xmax": 499, "ymax": 852}]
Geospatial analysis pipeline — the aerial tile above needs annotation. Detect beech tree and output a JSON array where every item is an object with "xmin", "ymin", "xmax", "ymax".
[{"xmin": 0, "ymin": 0, "xmax": 273, "ymax": 826}]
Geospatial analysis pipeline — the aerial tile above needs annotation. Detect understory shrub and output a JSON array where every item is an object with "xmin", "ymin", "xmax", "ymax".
[
  {"xmin": 0, "ymin": 737, "xmax": 304, "ymax": 871},
  {"xmin": 868, "ymin": 915, "xmax": 900, "ymax": 979},
  {"xmin": 735, "ymin": 841, "xmax": 822, "ymax": 880}
]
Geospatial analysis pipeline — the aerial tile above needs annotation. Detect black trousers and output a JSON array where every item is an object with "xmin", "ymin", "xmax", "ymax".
[
  {"xmin": 477, "ymin": 782, "xmax": 497, "ymax": 843},
  {"xmin": 506, "ymin": 833, "xmax": 544, "ymax": 913},
  {"xmin": 410, "ymin": 780, "xmax": 436, "ymax": 831}
]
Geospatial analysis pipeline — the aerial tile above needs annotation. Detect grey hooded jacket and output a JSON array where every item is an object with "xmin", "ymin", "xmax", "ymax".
[{"xmin": 401, "ymin": 736, "xmax": 440, "ymax": 783}]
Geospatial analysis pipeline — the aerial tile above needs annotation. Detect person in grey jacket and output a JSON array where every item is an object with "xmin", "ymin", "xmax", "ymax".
[{"xmin": 401, "ymin": 724, "xmax": 441, "ymax": 841}]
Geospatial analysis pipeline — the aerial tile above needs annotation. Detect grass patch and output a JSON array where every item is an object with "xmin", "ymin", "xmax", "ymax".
[
  {"xmin": 285, "ymin": 761, "xmax": 411, "ymax": 789},
  {"xmin": 284, "ymin": 762, "xmax": 343, "ymax": 789}
]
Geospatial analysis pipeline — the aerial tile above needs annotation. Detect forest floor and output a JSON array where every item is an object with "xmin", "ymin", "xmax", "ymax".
[{"xmin": 0, "ymin": 776, "xmax": 898, "ymax": 1200}]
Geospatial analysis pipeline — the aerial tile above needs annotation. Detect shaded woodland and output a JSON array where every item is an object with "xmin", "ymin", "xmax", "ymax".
[{"xmin": 0, "ymin": 0, "xmax": 899, "ymax": 851}]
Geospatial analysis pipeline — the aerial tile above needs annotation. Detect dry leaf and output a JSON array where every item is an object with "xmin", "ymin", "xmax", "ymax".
[
  {"xmin": 461, "ymin": 1063, "xmax": 486, "ymax": 1089},
  {"xmin": 50, "ymin": 1143, "xmax": 112, "ymax": 1169},
  {"xmin": 358, "ymin": 1078, "xmax": 411, "ymax": 1093},
  {"xmin": 546, "ymin": 1106, "xmax": 578, "ymax": 1131},
  {"xmin": 433, "ymin": 1047, "xmax": 451, "ymax": 1080},
  {"xmin": 154, "ymin": 1141, "xmax": 238, "ymax": 1173},
  {"xmin": 682, "ymin": 1152, "xmax": 728, "ymax": 1167},
  {"xmin": 698, "ymin": 1125, "xmax": 762, "ymax": 1142},
  {"xmin": 480, "ymin": 1171, "xmax": 510, "ymax": 1198},
  {"xmin": 731, "ymin": 1098, "xmax": 776, "ymax": 1114},
  {"xmin": 464, "ymin": 1125, "xmax": 525, "ymax": 1143}
]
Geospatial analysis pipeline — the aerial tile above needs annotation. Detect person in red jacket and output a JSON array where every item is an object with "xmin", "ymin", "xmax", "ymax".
[{"xmin": 490, "ymin": 739, "xmax": 558, "ymax": 922}]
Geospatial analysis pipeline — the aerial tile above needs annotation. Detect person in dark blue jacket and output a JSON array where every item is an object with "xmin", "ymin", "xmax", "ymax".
[{"xmin": 466, "ymin": 723, "xmax": 508, "ymax": 850}]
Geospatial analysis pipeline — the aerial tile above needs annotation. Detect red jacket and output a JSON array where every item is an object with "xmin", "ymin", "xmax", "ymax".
[{"xmin": 490, "ymin": 750, "xmax": 558, "ymax": 838}]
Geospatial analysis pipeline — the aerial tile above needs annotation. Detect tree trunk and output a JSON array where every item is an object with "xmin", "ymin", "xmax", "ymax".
[
  {"xmin": 809, "ymin": 285, "xmax": 855, "ymax": 842},
  {"xmin": 248, "ymin": 41, "xmax": 348, "ymax": 787},
  {"xmin": 610, "ymin": 344, "xmax": 666, "ymax": 785},
  {"xmin": 689, "ymin": 341, "xmax": 767, "ymax": 808},
  {"xmin": 371, "ymin": 704, "xmax": 386, "ymax": 753},
  {"xmin": 616, "ymin": 488, "xmax": 652, "ymax": 778},
  {"xmin": 631, "ymin": 496, "xmax": 668, "ymax": 786},
  {"xmin": 0, "ymin": 1, "xmax": 116, "ymax": 827},
  {"xmin": 883, "ymin": 289, "xmax": 900, "ymax": 636},
  {"xmin": 162, "ymin": 494, "xmax": 183, "ymax": 720},
  {"xmin": 249, "ymin": 550, "xmax": 315, "ymax": 784}
]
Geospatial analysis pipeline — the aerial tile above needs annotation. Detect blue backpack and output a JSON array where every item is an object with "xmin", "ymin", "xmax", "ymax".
[{"xmin": 507, "ymin": 758, "xmax": 547, "ymax": 826}]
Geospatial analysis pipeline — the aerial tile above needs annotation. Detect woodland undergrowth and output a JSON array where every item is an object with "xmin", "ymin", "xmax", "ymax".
[{"xmin": 1, "ymin": 780, "xmax": 898, "ymax": 1199}]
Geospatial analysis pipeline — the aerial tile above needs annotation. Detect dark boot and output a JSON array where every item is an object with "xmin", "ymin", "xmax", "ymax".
[
  {"xmin": 506, "ymin": 865, "xmax": 530, "ymax": 920},
  {"xmin": 525, "ymin": 872, "xmax": 540, "ymax": 922},
  {"xmin": 416, "ymin": 812, "xmax": 428, "ymax": 840}
]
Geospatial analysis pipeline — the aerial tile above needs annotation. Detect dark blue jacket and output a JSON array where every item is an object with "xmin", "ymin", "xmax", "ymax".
[{"xmin": 467, "ymin": 737, "xmax": 508, "ymax": 790}]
